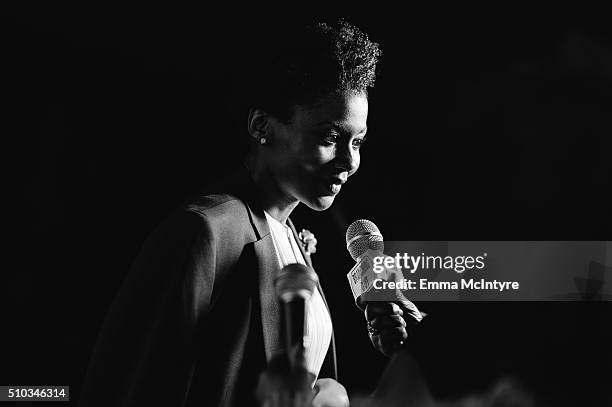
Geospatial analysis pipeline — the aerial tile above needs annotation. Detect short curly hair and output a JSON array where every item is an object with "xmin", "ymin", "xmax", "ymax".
[{"xmin": 246, "ymin": 19, "xmax": 382, "ymax": 122}]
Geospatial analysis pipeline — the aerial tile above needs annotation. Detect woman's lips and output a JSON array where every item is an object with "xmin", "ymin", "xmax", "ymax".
[
  {"xmin": 329, "ymin": 183, "xmax": 341, "ymax": 194},
  {"xmin": 320, "ymin": 180, "xmax": 343, "ymax": 195},
  {"xmin": 317, "ymin": 174, "xmax": 347, "ymax": 196}
]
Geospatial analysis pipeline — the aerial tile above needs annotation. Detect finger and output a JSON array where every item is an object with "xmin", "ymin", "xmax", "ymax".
[
  {"xmin": 381, "ymin": 328, "xmax": 408, "ymax": 350},
  {"xmin": 370, "ymin": 326, "xmax": 407, "ymax": 342},
  {"xmin": 365, "ymin": 302, "xmax": 403, "ymax": 319},
  {"xmin": 368, "ymin": 314, "xmax": 407, "ymax": 330},
  {"xmin": 371, "ymin": 327, "xmax": 408, "ymax": 356},
  {"xmin": 371, "ymin": 326, "xmax": 408, "ymax": 341}
]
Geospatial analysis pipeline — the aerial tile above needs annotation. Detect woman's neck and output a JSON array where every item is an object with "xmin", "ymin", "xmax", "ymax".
[{"xmin": 244, "ymin": 158, "xmax": 299, "ymax": 224}]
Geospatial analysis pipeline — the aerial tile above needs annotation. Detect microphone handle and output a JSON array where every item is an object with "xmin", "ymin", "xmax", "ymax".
[{"xmin": 280, "ymin": 298, "xmax": 307, "ymax": 370}]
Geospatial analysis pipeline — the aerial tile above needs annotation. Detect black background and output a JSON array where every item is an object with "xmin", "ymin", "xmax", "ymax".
[{"xmin": 4, "ymin": 4, "xmax": 612, "ymax": 406}]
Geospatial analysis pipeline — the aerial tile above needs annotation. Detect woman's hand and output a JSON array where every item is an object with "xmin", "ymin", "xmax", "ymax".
[
  {"xmin": 312, "ymin": 378, "xmax": 350, "ymax": 407},
  {"xmin": 256, "ymin": 354, "xmax": 315, "ymax": 407},
  {"xmin": 365, "ymin": 302, "xmax": 409, "ymax": 357}
]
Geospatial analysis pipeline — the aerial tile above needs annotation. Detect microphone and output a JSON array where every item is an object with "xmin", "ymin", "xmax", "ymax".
[
  {"xmin": 346, "ymin": 219, "xmax": 384, "ymax": 262},
  {"xmin": 275, "ymin": 263, "xmax": 318, "ymax": 370},
  {"xmin": 346, "ymin": 220, "xmax": 425, "ymax": 358},
  {"xmin": 345, "ymin": 219, "xmax": 423, "ymax": 320},
  {"xmin": 256, "ymin": 264, "xmax": 317, "ymax": 404}
]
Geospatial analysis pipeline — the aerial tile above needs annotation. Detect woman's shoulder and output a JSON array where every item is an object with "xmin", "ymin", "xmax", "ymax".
[
  {"xmin": 178, "ymin": 167, "xmax": 262, "ymax": 236},
  {"xmin": 185, "ymin": 192, "xmax": 251, "ymax": 225},
  {"xmin": 178, "ymin": 189, "xmax": 259, "ymax": 245}
]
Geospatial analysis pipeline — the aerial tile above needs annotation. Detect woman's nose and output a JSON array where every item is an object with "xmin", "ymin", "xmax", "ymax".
[{"xmin": 334, "ymin": 143, "xmax": 360, "ymax": 174}]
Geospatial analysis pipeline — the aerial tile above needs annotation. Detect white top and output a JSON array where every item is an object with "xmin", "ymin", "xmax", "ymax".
[{"xmin": 264, "ymin": 211, "xmax": 333, "ymax": 380}]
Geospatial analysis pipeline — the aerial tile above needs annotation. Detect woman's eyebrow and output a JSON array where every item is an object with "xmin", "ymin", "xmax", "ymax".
[{"xmin": 316, "ymin": 121, "xmax": 368, "ymax": 135}]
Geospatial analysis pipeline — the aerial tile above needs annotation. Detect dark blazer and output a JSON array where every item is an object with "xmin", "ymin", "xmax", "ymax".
[{"xmin": 79, "ymin": 168, "xmax": 337, "ymax": 407}]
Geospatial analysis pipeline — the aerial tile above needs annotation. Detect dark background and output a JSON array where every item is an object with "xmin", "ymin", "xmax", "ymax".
[{"xmin": 4, "ymin": 4, "xmax": 612, "ymax": 406}]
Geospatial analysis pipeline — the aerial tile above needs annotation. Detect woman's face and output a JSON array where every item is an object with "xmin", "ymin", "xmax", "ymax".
[{"xmin": 262, "ymin": 91, "xmax": 368, "ymax": 211}]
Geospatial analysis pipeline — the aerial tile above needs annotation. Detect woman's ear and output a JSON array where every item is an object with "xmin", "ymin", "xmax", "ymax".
[{"xmin": 247, "ymin": 108, "xmax": 269, "ymax": 144}]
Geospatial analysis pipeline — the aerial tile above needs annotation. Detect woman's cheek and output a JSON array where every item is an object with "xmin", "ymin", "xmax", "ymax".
[
  {"xmin": 353, "ymin": 152, "xmax": 361, "ymax": 172},
  {"xmin": 315, "ymin": 146, "xmax": 338, "ymax": 165},
  {"xmin": 300, "ymin": 151, "xmax": 332, "ymax": 173}
]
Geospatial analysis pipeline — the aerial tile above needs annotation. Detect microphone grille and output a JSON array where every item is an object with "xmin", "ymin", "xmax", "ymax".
[
  {"xmin": 346, "ymin": 219, "xmax": 384, "ymax": 261},
  {"xmin": 275, "ymin": 263, "xmax": 318, "ymax": 301}
]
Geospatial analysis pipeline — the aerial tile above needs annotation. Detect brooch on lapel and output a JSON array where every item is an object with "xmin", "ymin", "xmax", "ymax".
[{"xmin": 298, "ymin": 229, "xmax": 317, "ymax": 255}]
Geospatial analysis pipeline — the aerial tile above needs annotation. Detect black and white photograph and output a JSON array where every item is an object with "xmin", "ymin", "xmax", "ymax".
[{"xmin": 3, "ymin": 4, "xmax": 612, "ymax": 406}]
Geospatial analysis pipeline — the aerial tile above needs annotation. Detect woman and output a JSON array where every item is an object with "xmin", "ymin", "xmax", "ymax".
[{"xmin": 79, "ymin": 19, "xmax": 388, "ymax": 407}]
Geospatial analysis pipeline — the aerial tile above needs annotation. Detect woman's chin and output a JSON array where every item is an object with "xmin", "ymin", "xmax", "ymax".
[{"xmin": 304, "ymin": 195, "xmax": 336, "ymax": 211}]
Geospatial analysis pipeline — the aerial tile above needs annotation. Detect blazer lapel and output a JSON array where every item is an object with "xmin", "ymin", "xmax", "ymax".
[
  {"xmin": 253, "ymin": 234, "xmax": 283, "ymax": 361},
  {"xmin": 222, "ymin": 168, "xmax": 281, "ymax": 362}
]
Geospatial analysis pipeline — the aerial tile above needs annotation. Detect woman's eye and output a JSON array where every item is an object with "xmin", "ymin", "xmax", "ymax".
[
  {"xmin": 319, "ymin": 133, "xmax": 366, "ymax": 149},
  {"xmin": 321, "ymin": 133, "xmax": 339, "ymax": 145},
  {"xmin": 352, "ymin": 138, "xmax": 366, "ymax": 149}
]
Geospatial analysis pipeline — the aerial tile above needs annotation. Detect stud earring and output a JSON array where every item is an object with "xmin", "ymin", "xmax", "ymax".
[{"xmin": 259, "ymin": 137, "xmax": 267, "ymax": 145}]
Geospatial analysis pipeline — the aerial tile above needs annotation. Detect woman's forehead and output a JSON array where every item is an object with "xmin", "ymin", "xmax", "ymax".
[{"xmin": 293, "ymin": 92, "xmax": 368, "ymax": 128}]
